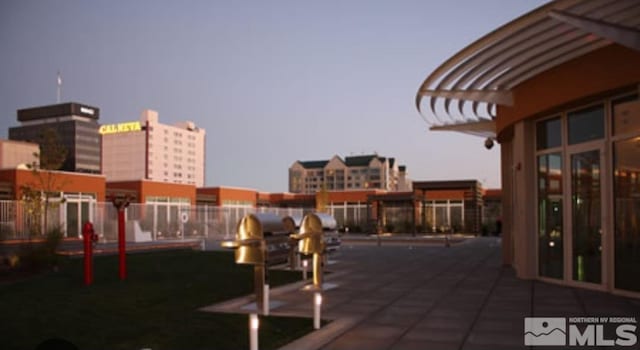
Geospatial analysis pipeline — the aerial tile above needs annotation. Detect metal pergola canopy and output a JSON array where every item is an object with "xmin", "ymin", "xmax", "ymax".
[{"xmin": 416, "ymin": 0, "xmax": 640, "ymax": 138}]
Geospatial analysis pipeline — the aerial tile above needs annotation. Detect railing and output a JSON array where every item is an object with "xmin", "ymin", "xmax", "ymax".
[
  {"xmin": 0, "ymin": 200, "xmax": 377, "ymax": 241},
  {"xmin": 0, "ymin": 200, "xmax": 307, "ymax": 242}
]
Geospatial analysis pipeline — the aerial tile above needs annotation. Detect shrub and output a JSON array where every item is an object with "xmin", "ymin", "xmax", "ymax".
[{"xmin": 18, "ymin": 226, "xmax": 64, "ymax": 272}]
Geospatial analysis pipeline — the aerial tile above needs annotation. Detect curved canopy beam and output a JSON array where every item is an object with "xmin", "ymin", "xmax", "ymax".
[
  {"xmin": 549, "ymin": 9, "xmax": 640, "ymax": 51},
  {"xmin": 415, "ymin": 0, "xmax": 640, "ymax": 137}
]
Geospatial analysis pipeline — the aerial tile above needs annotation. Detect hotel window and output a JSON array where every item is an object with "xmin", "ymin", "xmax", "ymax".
[
  {"xmin": 612, "ymin": 94, "xmax": 640, "ymax": 292},
  {"xmin": 613, "ymin": 95, "xmax": 640, "ymax": 136},
  {"xmin": 536, "ymin": 116, "xmax": 561, "ymax": 150},
  {"xmin": 568, "ymin": 105, "xmax": 604, "ymax": 144},
  {"xmin": 537, "ymin": 153, "xmax": 564, "ymax": 279},
  {"xmin": 536, "ymin": 116, "xmax": 564, "ymax": 280}
]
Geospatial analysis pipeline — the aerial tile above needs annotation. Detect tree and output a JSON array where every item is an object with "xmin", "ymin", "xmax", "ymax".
[
  {"xmin": 316, "ymin": 182, "xmax": 329, "ymax": 213},
  {"xmin": 21, "ymin": 128, "xmax": 68, "ymax": 236}
]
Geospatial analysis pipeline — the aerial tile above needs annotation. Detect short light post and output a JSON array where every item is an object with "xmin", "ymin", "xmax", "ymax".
[
  {"xmin": 302, "ymin": 259, "xmax": 308, "ymax": 280},
  {"xmin": 291, "ymin": 213, "xmax": 327, "ymax": 330},
  {"xmin": 249, "ymin": 313, "xmax": 259, "ymax": 350},
  {"xmin": 314, "ymin": 292, "xmax": 322, "ymax": 330}
]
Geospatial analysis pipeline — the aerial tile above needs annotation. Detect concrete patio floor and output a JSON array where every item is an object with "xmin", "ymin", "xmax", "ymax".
[{"xmin": 203, "ymin": 237, "xmax": 640, "ymax": 350}]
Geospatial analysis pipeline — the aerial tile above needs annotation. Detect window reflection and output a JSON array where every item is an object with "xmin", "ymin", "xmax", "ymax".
[
  {"xmin": 538, "ymin": 153, "xmax": 563, "ymax": 279},
  {"xmin": 537, "ymin": 117, "xmax": 562, "ymax": 150},
  {"xmin": 614, "ymin": 136, "xmax": 640, "ymax": 292},
  {"xmin": 568, "ymin": 105, "xmax": 604, "ymax": 145},
  {"xmin": 571, "ymin": 150, "xmax": 601, "ymax": 284},
  {"xmin": 613, "ymin": 96, "xmax": 640, "ymax": 136}
]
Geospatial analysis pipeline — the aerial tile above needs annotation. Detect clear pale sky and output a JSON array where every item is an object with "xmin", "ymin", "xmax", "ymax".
[{"xmin": 0, "ymin": 0, "xmax": 547, "ymax": 192}]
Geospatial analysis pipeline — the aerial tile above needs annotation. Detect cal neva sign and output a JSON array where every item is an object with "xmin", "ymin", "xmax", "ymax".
[
  {"xmin": 99, "ymin": 122, "xmax": 142, "ymax": 135},
  {"xmin": 525, "ymin": 317, "xmax": 637, "ymax": 346}
]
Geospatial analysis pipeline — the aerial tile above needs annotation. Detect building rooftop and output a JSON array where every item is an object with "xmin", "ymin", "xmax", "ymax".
[
  {"xmin": 204, "ymin": 237, "xmax": 640, "ymax": 350},
  {"xmin": 17, "ymin": 102, "xmax": 100, "ymax": 122},
  {"xmin": 299, "ymin": 160, "xmax": 329, "ymax": 169}
]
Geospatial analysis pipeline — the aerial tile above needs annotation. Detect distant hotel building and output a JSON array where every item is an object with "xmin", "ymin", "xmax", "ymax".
[
  {"xmin": 289, "ymin": 154, "xmax": 410, "ymax": 194},
  {"xmin": 9, "ymin": 102, "xmax": 101, "ymax": 173},
  {"xmin": 101, "ymin": 109, "xmax": 206, "ymax": 187}
]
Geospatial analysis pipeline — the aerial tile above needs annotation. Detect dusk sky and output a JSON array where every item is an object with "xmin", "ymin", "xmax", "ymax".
[{"xmin": 0, "ymin": 0, "xmax": 547, "ymax": 192}]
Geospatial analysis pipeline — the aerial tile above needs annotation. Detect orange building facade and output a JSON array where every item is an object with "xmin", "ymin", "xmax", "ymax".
[
  {"xmin": 499, "ymin": 44, "xmax": 640, "ymax": 296},
  {"xmin": 0, "ymin": 166, "xmax": 500, "ymax": 239},
  {"xmin": 415, "ymin": 1, "xmax": 640, "ymax": 296},
  {"xmin": 0, "ymin": 169, "xmax": 106, "ymax": 237}
]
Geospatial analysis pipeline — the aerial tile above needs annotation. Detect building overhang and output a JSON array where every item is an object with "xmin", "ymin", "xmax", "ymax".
[
  {"xmin": 429, "ymin": 119, "xmax": 496, "ymax": 138},
  {"xmin": 415, "ymin": 0, "xmax": 640, "ymax": 138}
]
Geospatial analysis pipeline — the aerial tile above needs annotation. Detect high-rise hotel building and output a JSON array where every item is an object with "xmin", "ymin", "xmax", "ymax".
[{"xmin": 101, "ymin": 109, "xmax": 205, "ymax": 187}]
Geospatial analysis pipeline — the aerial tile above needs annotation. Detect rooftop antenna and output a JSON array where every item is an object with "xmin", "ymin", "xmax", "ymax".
[{"xmin": 56, "ymin": 70, "xmax": 62, "ymax": 103}]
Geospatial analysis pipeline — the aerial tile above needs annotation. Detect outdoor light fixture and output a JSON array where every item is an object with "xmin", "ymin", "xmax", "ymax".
[
  {"xmin": 484, "ymin": 137, "xmax": 494, "ymax": 150},
  {"xmin": 314, "ymin": 292, "xmax": 322, "ymax": 330},
  {"xmin": 302, "ymin": 259, "xmax": 308, "ymax": 280},
  {"xmin": 250, "ymin": 314, "xmax": 259, "ymax": 350},
  {"xmin": 263, "ymin": 285, "xmax": 270, "ymax": 316}
]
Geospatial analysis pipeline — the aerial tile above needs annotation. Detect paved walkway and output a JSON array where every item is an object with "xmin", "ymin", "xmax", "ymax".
[{"xmin": 203, "ymin": 237, "xmax": 640, "ymax": 350}]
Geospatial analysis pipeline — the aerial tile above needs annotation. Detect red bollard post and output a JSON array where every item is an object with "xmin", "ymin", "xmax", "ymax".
[
  {"xmin": 111, "ymin": 195, "xmax": 131, "ymax": 281},
  {"xmin": 118, "ymin": 208, "xmax": 126, "ymax": 280},
  {"xmin": 82, "ymin": 221, "xmax": 95, "ymax": 286}
]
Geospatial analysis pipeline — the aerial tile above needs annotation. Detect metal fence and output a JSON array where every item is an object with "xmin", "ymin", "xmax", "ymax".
[
  {"xmin": 0, "ymin": 199, "xmax": 422, "ymax": 240},
  {"xmin": 325, "ymin": 202, "xmax": 369, "ymax": 232},
  {"xmin": 0, "ymin": 200, "xmax": 305, "ymax": 242}
]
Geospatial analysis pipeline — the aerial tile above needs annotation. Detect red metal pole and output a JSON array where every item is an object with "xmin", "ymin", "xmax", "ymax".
[
  {"xmin": 118, "ymin": 209, "xmax": 126, "ymax": 280},
  {"xmin": 83, "ymin": 222, "xmax": 93, "ymax": 286}
]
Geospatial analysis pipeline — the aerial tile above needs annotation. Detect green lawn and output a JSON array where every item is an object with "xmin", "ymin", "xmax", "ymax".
[{"xmin": 0, "ymin": 250, "xmax": 313, "ymax": 350}]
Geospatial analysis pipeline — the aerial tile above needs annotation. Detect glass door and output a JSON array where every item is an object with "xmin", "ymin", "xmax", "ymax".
[
  {"xmin": 66, "ymin": 202, "xmax": 79, "ymax": 238},
  {"xmin": 538, "ymin": 153, "xmax": 564, "ymax": 279},
  {"xmin": 64, "ymin": 194, "xmax": 95, "ymax": 238},
  {"xmin": 570, "ymin": 149, "xmax": 603, "ymax": 284},
  {"xmin": 613, "ymin": 138, "xmax": 640, "ymax": 292}
]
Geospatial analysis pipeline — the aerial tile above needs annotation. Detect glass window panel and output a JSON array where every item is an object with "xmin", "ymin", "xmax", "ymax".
[
  {"xmin": 81, "ymin": 202, "xmax": 89, "ymax": 225},
  {"xmin": 571, "ymin": 150, "xmax": 601, "ymax": 284},
  {"xmin": 66, "ymin": 202, "xmax": 79, "ymax": 238},
  {"xmin": 450, "ymin": 206, "xmax": 463, "ymax": 232},
  {"xmin": 614, "ymin": 137, "xmax": 640, "ymax": 292},
  {"xmin": 435, "ymin": 206, "xmax": 448, "ymax": 231},
  {"xmin": 333, "ymin": 207, "xmax": 345, "ymax": 227},
  {"xmin": 568, "ymin": 105, "xmax": 604, "ymax": 144},
  {"xmin": 536, "ymin": 117, "xmax": 562, "ymax": 150},
  {"xmin": 538, "ymin": 153, "xmax": 563, "ymax": 279},
  {"xmin": 612, "ymin": 95, "xmax": 640, "ymax": 136},
  {"xmin": 424, "ymin": 204, "xmax": 434, "ymax": 232}
]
